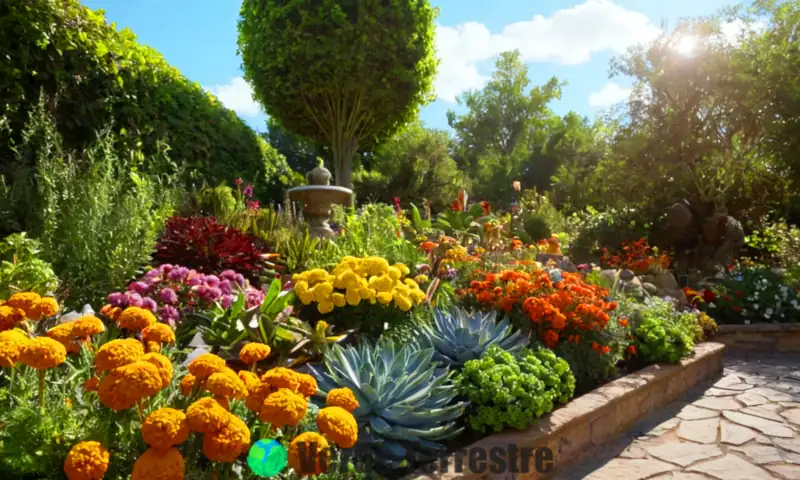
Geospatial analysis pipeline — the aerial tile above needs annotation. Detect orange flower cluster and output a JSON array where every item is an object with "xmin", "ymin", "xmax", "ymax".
[
  {"xmin": 462, "ymin": 269, "xmax": 617, "ymax": 350},
  {"xmin": 0, "ymin": 292, "xmax": 60, "ymax": 331},
  {"xmin": 601, "ymin": 238, "xmax": 669, "ymax": 274},
  {"xmin": 94, "ymin": 339, "xmax": 173, "ymax": 411}
]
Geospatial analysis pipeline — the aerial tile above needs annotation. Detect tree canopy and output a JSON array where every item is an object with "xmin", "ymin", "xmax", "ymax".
[{"xmin": 238, "ymin": 0, "xmax": 439, "ymax": 188}]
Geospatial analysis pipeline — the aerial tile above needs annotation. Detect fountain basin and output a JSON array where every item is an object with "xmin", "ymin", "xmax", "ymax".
[{"xmin": 287, "ymin": 185, "xmax": 353, "ymax": 238}]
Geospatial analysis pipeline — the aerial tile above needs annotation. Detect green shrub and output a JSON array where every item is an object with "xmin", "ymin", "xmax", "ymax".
[
  {"xmin": 0, "ymin": 0, "xmax": 294, "ymax": 219},
  {"xmin": 9, "ymin": 105, "xmax": 178, "ymax": 309},
  {"xmin": 523, "ymin": 213, "xmax": 552, "ymax": 242},
  {"xmin": 0, "ymin": 232, "xmax": 59, "ymax": 299},
  {"xmin": 454, "ymin": 345, "xmax": 575, "ymax": 433},
  {"xmin": 627, "ymin": 297, "xmax": 695, "ymax": 364}
]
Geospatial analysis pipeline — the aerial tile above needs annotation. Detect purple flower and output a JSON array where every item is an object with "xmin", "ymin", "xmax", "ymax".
[
  {"xmin": 243, "ymin": 184, "xmax": 254, "ymax": 197},
  {"xmin": 168, "ymin": 267, "xmax": 190, "ymax": 283},
  {"xmin": 219, "ymin": 280, "xmax": 233, "ymax": 295},
  {"xmin": 198, "ymin": 286, "xmax": 222, "ymax": 302},
  {"xmin": 442, "ymin": 267, "xmax": 458, "ymax": 281},
  {"xmin": 160, "ymin": 264, "xmax": 174, "ymax": 272},
  {"xmin": 124, "ymin": 292, "xmax": 143, "ymax": 308},
  {"xmin": 129, "ymin": 281, "xmax": 151, "ymax": 294},
  {"xmin": 141, "ymin": 297, "xmax": 158, "ymax": 313},
  {"xmin": 245, "ymin": 289, "xmax": 265, "ymax": 309},
  {"xmin": 186, "ymin": 272, "xmax": 203, "ymax": 287},
  {"xmin": 107, "ymin": 292, "xmax": 126, "ymax": 307},
  {"xmin": 159, "ymin": 288, "xmax": 178, "ymax": 304},
  {"xmin": 143, "ymin": 270, "xmax": 162, "ymax": 283},
  {"xmin": 221, "ymin": 294, "xmax": 234, "ymax": 309},
  {"xmin": 234, "ymin": 274, "xmax": 245, "ymax": 286},
  {"xmin": 577, "ymin": 264, "xmax": 589, "ymax": 272},
  {"xmin": 160, "ymin": 305, "xmax": 179, "ymax": 327},
  {"xmin": 220, "ymin": 270, "xmax": 237, "ymax": 282},
  {"xmin": 204, "ymin": 275, "xmax": 221, "ymax": 288}
]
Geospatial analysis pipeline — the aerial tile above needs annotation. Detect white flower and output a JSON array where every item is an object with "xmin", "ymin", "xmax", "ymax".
[
  {"xmin": 742, "ymin": 309, "xmax": 748, "ymax": 315},
  {"xmin": 753, "ymin": 304, "xmax": 760, "ymax": 310},
  {"xmin": 765, "ymin": 308, "xmax": 774, "ymax": 316},
  {"xmin": 764, "ymin": 313, "xmax": 770, "ymax": 319},
  {"xmin": 745, "ymin": 320, "xmax": 751, "ymax": 324},
  {"xmin": 709, "ymin": 303, "xmax": 716, "ymax": 309}
]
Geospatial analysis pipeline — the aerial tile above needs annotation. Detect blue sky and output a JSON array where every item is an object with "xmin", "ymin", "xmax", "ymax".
[{"xmin": 83, "ymin": 0, "xmax": 733, "ymax": 133}]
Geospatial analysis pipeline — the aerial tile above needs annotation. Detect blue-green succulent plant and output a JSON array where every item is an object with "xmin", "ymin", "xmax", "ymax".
[
  {"xmin": 415, "ymin": 307, "xmax": 530, "ymax": 368},
  {"xmin": 306, "ymin": 339, "xmax": 467, "ymax": 470}
]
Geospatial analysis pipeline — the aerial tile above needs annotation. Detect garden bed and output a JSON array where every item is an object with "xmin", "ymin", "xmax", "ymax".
[
  {"xmin": 714, "ymin": 323, "xmax": 800, "ymax": 352},
  {"xmin": 404, "ymin": 342, "xmax": 725, "ymax": 480}
]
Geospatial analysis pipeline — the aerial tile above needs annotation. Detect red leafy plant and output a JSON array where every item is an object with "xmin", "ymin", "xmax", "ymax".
[{"xmin": 154, "ymin": 216, "xmax": 274, "ymax": 284}]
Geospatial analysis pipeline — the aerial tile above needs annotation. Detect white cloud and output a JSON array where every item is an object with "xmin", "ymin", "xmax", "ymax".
[
  {"xmin": 588, "ymin": 82, "xmax": 632, "ymax": 107},
  {"xmin": 434, "ymin": 0, "xmax": 661, "ymax": 103},
  {"xmin": 205, "ymin": 77, "xmax": 263, "ymax": 117}
]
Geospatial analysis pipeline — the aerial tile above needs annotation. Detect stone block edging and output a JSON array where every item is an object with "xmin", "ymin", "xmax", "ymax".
[
  {"xmin": 404, "ymin": 342, "xmax": 725, "ymax": 480},
  {"xmin": 715, "ymin": 323, "xmax": 800, "ymax": 352}
]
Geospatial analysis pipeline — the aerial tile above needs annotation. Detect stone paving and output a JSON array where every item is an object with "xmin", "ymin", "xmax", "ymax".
[{"xmin": 555, "ymin": 351, "xmax": 800, "ymax": 480}]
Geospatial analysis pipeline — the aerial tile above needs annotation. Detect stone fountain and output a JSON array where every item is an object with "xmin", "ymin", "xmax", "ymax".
[{"xmin": 287, "ymin": 160, "xmax": 353, "ymax": 238}]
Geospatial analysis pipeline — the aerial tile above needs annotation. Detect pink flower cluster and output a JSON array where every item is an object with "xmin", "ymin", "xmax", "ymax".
[{"xmin": 106, "ymin": 264, "xmax": 266, "ymax": 326}]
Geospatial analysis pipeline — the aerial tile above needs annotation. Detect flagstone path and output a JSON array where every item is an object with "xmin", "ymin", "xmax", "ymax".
[{"xmin": 555, "ymin": 351, "xmax": 800, "ymax": 480}]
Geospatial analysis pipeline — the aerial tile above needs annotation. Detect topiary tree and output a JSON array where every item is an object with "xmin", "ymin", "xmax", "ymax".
[{"xmin": 238, "ymin": 0, "xmax": 439, "ymax": 188}]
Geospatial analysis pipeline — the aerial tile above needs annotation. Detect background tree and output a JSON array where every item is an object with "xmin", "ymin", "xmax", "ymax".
[
  {"xmin": 238, "ymin": 0, "xmax": 439, "ymax": 188},
  {"xmin": 264, "ymin": 117, "xmax": 327, "ymax": 175},
  {"xmin": 353, "ymin": 121, "xmax": 463, "ymax": 210}
]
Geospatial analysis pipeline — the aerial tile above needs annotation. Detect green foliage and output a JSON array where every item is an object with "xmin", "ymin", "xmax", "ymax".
[
  {"xmin": 415, "ymin": 308, "xmax": 529, "ymax": 369},
  {"xmin": 522, "ymin": 213, "xmax": 552, "ymax": 243},
  {"xmin": 238, "ymin": 0, "xmax": 439, "ymax": 188},
  {"xmin": 0, "ymin": 232, "xmax": 59, "ymax": 298},
  {"xmin": 745, "ymin": 222, "xmax": 800, "ymax": 284},
  {"xmin": 626, "ymin": 297, "xmax": 695, "ymax": 364},
  {"xmin": 568, "ymin": 206, "xmax": 656, "ymax": 261},
  {"xmin": 308, "ymin": 340, "xmax": 467, "ymax": 470},
  {"xmin": 10, "ymin": 105, "xmax": 178, "ymax": 309},
  {"xmin": 0, "ymin": 0, "xmax": 292, "ymax": 206},
  {"xmin": 454, "ymin": 345, "xmax": 575, "ymax": 433},
  {"xmin": 312, "ymin": 204, "xmax": 424, "ymax": 269},
  {"xmin": 353, "ymin": 122, "xmax": 463, "ymax": 211}
]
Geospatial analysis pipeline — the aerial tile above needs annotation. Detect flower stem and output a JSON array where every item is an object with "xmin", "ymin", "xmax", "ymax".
[
  {"xmin": 38, "ymin": 369, "xmax": 46, "ymax": 413},
  {"xmin": 8, "ymin": 366, "xmax": 15, "ymax": 392},
  {"xmin": 136, "ymin": 400, "xmax": 144, "ymax": 423}
]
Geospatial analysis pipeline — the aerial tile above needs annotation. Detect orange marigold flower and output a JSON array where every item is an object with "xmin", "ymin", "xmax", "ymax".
[
  {"xmin": 202, "ymin": 414, "xmax": 251, "ymax": 463},
  {"xmin": 619, "ymin": 318, "xmax": 629, "ymax": 327},
  {"xmin": 116, "ymin": 361, "xmax": 163, "ymax": 400},
  {"xmin": 142, "ymin": 408, "xmax": 190, "ymax": 450},
  {"xmin": 186, "ymin": 397, "xmax": 230, "ymax": 434},
  {"xmin": 601, "ymin": 345, "xmax": 611, "ymax": 355},
  {"xmin": 84, "ymin": 376, "xmax": 100, "ymax": 392},
  {"xmin": 325, "ymin": 387, "xmax": 360, "ymax": 413},
  {"xmin": 239, "ymin": 342, "xmax": 271, "ymax": 365},
  {"xmin": 140, "ymin": 353, "xmax": 173, "ymax": 389},
  {"xmin": 117, "ymin": 307, "xmax": 156, "ymax": 332},
  {"xmin": 542, "ymin": 330, "xmax": 559, "ymax": 349},
  {"xmin": 258, "ymin": 388, "xmax": 308, "ymax": 427},
  {"xmin": 245, "ymin": 382, "xmax": 274, "ymax": 413},
  {"xmin": 214, "ymin": 395, "xmax": 230, "ymax": 411},
  {"xmin": 0, "ymin": 305, "xmax": 25, "ymax": 331},
  {"xmin": 46, "ymin": 322, "xmax": 79, "ymax": 353},
  {"xmin": 19, "ymin": 337, "xmax": 67, "ymax": 370},
  {"xmin": 63, "ymin": 441, "xmax": 109, "ymax": 480},
  {"xmin": 146, "ymin": 341, "xmax": 161, "ymax": 353},
  {"xmin": 97, "ymin": 368, "xmax": 138, "ymax": 411},
  {"xmin": 591, "ymin": 342, "xmax": 600, "ymax": 350},
  {"xmin": 187, "ymin": 353, "xmax": 226, "ymax": 381},
  {"xmin": 0, "ymin": 340, "xmax": 21, "ymax": 368},
  {"xmin": 180, "ymin": 374, "xmax": 196, "ymax": 397},
  {"xmin": 237, "ymin": 370, "xmax": 260, "ymax": 393},
  {"xmin": 627, "ymin": 345, "xmax": 637, "ymax": 355},
  {"xmin": 94, "ymin": 338, "xmax": 144, "ymax": 373},
  {"xmin": 206, "ymin": 368, "xmax": 248, "ymax": 400},
  {"xmin": 261, "ymin": 367, "xmax": 301, "ymax": 392},
  {"xmin": 72, "ymin": 315, "xmax": 105, "ymax": 338},
  {"xmin": 0, "ymin": 328, "xmax": 28, "ymax": 344},
  {"xmin": 29, "ymin": 297, "xmax": 60, "ymax": 321},
  {"xmin": 288, "ymin": 432, "xmax": 330, "ymax": 476},
  {"xmin": 142, "ymin": 323, "xmax": 176, "ymax": 345},
  {"xmin": 6, "ymin": 292, "xmax": 41, "ymax": 318},
  {"xmin": 297, "ymin": 373, "xmax": 317, "ymax": 397},
  {"xmin": 420, "ymin": 241, "xmax": 439, "ymax": 253},
  {"xmin": 316, "ymin": 406, "xmax": 358, "ymax": 448},
  {"xmin": 131, "ymin": 447, "xmax": 185, "ymax": 480}
]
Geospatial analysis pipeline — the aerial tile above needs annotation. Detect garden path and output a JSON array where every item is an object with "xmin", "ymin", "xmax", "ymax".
[{"xmin": 555, "ymin": 350, "xmax": 800, "ymax": 480}]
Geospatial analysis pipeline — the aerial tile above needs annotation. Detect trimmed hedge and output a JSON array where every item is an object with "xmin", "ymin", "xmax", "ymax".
[{"xmin": 0, "ymin": 0, "xmax": 293, "ymax": 200}]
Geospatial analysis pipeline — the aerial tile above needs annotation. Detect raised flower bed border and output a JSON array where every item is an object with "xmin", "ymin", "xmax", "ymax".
[
  {"xmin": 714, "ymin": 323, "xmax": 800, "ymax": 352},
  {"xmin": 405, "ymin": 342, "xmax": 725, "ymax": 480}
]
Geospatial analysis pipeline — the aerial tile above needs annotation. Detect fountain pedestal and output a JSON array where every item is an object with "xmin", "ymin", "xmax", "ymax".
[{"xmin": 287, "ymin": 161, "xmax": 353, "ymax": 238}]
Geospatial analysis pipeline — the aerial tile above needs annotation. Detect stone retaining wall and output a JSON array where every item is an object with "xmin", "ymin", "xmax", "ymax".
[
  {"xmin": 404, "ymin": 342, "xmax": 726, "ymax": 480},
  {"xmin": 714, "ymin": 323, "xmax": 800, "ymax": 352}
]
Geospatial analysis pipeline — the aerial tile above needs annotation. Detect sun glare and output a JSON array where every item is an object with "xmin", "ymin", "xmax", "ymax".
[{"xmin": 673, "ymin": 34, "xmax": 698, "ymax": 57}]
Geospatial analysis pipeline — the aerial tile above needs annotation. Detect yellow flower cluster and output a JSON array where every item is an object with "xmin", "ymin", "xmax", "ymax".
[{"xmin": 293, "ymin": 256, "xmax": 425, "ymax": 313}]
